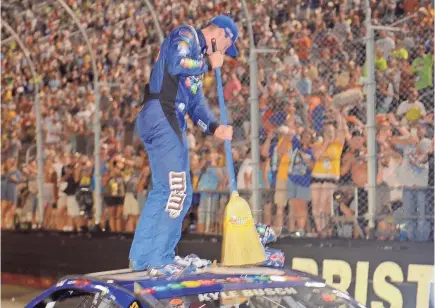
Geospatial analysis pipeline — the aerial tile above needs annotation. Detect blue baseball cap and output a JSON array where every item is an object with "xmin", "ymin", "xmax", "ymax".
[{"xmin": 210, "ymin": 15, "xmax": 239, "ymax": 58}]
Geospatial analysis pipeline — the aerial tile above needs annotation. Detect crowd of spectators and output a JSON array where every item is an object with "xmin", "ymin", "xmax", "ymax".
[{"xmin": 1, "ymin": 0, "xmax": 434, "ymax": 241}]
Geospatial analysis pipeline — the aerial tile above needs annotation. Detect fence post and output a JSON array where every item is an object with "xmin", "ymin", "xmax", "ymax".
[
  {"xmin": 55, "ymin": 0, "xmax": 102, "ymax": 226},
  {"xmin": 240, "ymin": 0, "xmax": 261, "ymax": 221},
  {"xmin": 364, "ymin": 0, "xmax": 377, "ymax": 238},
  {"xmin": 1, "ymin": 21, "xmax": 44, "ymax": 226}
]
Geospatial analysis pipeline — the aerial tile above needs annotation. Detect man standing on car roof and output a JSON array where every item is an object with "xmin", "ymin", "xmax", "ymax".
[{"xmin": 129, "ymin": 15, "xmax": 238, "ymax": 272}]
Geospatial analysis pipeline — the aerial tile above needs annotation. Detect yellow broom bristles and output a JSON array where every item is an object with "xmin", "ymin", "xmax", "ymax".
[{"xmin": 221, "ymin": 192, "xmax": 267, "ymax": 267}]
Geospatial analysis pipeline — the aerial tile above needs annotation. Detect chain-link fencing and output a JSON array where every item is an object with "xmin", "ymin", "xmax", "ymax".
[
  {"xmin": 1, "ymin": 0, "xmax": 161, "ymax": 231},
  {"xmin": 191, "ymin": 1, "xmax": 434, "ymax": 242},
  {"xmin": 1, "ymin": 0, "xmax": 433, "ymax": 240},
  {"xmin": 369, "ymin": 3, "xmax": 434, "ymax": 241},
  {"xmin": 210, "ymin": 1, "xmax": 372, "ymax": 239}
]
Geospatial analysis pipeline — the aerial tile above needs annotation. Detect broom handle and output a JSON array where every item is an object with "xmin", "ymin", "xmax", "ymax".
[{"xmin": 212, "ymin": 39, "xmax": 237, "ymax": 193}]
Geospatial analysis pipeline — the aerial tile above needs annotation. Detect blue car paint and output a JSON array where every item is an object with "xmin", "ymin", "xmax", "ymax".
[
  {"xmin": 131, "ymin": 271, "xmax": 318, "ymax": 300},
  {"xmin": 25, "ymin": 268, "xmax": 364, "ymax": 307},
  {"xmin": 137, "ymin": 280, "xmax": 312, "ymax": 300},
  {"xmin": 25, "ymin": 277, "xmax": 144, "ymax": 308}
]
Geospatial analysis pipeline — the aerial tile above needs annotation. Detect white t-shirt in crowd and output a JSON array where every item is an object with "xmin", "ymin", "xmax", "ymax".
[
  {"xmin": 398, "ymin": 138, "xmax": 432, "ymax": 187},
  {"xmin": 396, "ymin": 100, "xmax": 426, "ymax": 119},
  {"xmin": 54, "ymin": 162, "xmax": 67, "ymax": 193},
  {"xmin": 333, "ymin": 21, "xmax": 351, "ymax": 41},
  {"xmin": 376, "ymin": 37, "xmax": 396, "ymax": 59},
  {"xmin": 382, "ymin": 157, "xmax": 403, "ymax": 201},
  {"xmin": 45, "ymin": 118, "xmax": 62, "ymax": 144},
  {"xmin": 381, "ymin": 82, "xmax": 395, "ymax": 111},
  {"xmin": 284, "ymin": 54, "xmax": 300, "ymax": 67},
  {"xmin": 237, "ymin": 158, "xmax": 252, "ymax": 190},
  {"xmin": 54, "ymin": 162, "xmax": 63, "ymax": 181}
]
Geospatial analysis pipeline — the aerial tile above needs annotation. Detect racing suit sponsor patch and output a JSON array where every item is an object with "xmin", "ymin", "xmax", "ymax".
[
  {"xmin": 178, "ymin": 103, "xmax": 186, "ymax": 112},
  {"xmin": 177, "ymin": 41, "xmax": 190, "ymax": 56},
  {"xmin": 197, "ymin": 120, "xmax": 207, "ymax": 131},
  {"xmin": 184, "ymin": 75, "xmax": 202, "ymax": 94},
  {"xmin": 165, "ymin": 172, "xmax": 187, "ymax": 218},
  {"xmin": 179, "ymin": 30, "xmax": 193, "ymax": 41},
  {"xmin": 180, "ymin": 58, "xmax": 203, "ymax": 69}
]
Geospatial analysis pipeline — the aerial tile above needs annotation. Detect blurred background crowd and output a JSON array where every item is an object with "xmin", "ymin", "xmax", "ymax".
[{"xmin": 1, "ymin": 0, "xmax": 434, "ymax": 241}]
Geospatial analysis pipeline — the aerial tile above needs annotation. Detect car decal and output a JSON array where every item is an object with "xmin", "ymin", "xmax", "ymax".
[
  {"xmin": 26, "ymin": 270, "xmax": 365, "ymax": 307},
  {"xmin": 128, "ymin": 301, "xmax": 141, "ymax": 308},
  {"xmin": 134, "ymin": 276, "xmax": 313, "ymax": 300}
]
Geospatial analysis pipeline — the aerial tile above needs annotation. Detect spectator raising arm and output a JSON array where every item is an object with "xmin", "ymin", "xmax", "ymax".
[
  {"xmin": 340, "ymin": 151, "xmax": 354, "ymax": 177},
  {"xmin": 61, "ymin": 167, "xmax": 72, "ymax": 183},
  {"xmin": 260, "ymin": 131, "xmax": 276, "ymax": 159},
  {"xmin": 313, "ymin": 139, "xmax": 331, "ymax": 161},
  {"xmin": 419, "ymin": 138, "xmax": 435, "ymax": 164},
  {"xmin": 376, "ymin": 160, "xmax": 384, "ymax": 185},
  {"xmin": 244, "ymin": 169, "xmax": 252, "ymax": 189},
  {"xmin": 345, "ymin": 115, "xmax": 365, "ymax": 130},
  {"xmin": 261, "ymin": 158, "xmax": 271, "ymax": 189},
  {"xmin": 277, "ymin": 127, "xmax": 297, "ymax": 157},
  {"xmin": 335, "ymin": 110, "xmax": 347, "ymax": 145},
  {"xmin": 299, "ymin": 151, "xmax": 315, "ymax": 170},
  {"xmin": 137, "ymin": 165, "xmax": 151, "ymax": 195},
  {"xmin": 387, "ymin": 113, "xmax": 410, "ymax": 137},
  {"xmin": 74, "ymin": 163, "xmax": 82, "ymax": 184}
]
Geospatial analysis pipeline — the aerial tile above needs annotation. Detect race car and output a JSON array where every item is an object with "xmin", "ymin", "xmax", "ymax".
[{"xmin": 26, "ymin": 266, "xmax": 366, "ymax": 308}]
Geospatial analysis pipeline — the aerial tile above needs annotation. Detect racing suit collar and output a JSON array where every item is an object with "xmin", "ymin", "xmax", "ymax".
[{"xmin": 196, "ymin": 28, "xmax": 208, "ymax": 56}]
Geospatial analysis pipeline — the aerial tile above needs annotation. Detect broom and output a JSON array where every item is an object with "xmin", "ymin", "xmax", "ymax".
[{"xmin": 211, "ymin": 39, "xmax": 267, "ymax": 267}]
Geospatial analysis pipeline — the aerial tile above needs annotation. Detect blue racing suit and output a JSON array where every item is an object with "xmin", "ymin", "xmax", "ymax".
[{"xmin": 129, "ymin": 25, "xmax": 220, "ymax": 270}]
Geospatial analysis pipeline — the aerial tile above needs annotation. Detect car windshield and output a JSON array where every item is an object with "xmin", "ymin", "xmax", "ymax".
[{"xmin": 158, "ymin": 286, "xmax": 362, "ymax": 308}]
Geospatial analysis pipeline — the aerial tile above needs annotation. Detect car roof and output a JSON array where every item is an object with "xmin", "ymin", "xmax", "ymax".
[
  {"xmin": 86, "ymin": 266, "xmax": 320, "ymax": 284},
  {"xmin": 43, "ymin": 267, "xmax": 362, "ymax": 307},
  {"xmin": 84, "ymin": 266, "xmax": 326, "ymax": 300}
]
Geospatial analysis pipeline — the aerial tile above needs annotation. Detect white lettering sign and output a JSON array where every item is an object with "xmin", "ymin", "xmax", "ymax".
[{"xmin": 198, "ymin": 287, "xmax": 298, "ymax": 302}]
